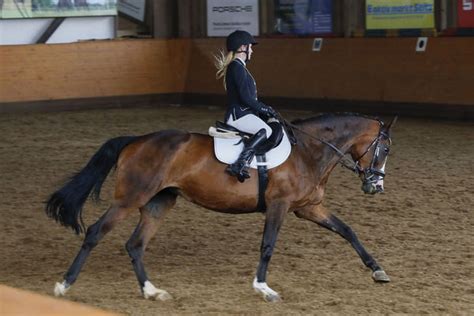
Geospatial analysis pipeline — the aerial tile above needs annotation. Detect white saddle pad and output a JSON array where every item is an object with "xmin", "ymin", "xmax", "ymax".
[{"xmin": 213, "ymin": 130, "xmax": 292, "ymax": 169}]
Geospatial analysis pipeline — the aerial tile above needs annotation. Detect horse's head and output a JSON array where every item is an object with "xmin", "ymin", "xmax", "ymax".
[{"xmin": 351, "ymin": 116, "xmax": 397, "ymax": 195}]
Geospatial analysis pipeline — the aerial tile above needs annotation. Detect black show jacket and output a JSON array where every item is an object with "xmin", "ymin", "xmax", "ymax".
[{"xmin": 224, "ymin": 58, "xmax": 267, "ymax": 121}]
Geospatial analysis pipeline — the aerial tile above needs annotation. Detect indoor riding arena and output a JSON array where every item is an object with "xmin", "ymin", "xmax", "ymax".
[{"xmin": 1, "ymin": 1, "xmax": 473, "ymax": 315}]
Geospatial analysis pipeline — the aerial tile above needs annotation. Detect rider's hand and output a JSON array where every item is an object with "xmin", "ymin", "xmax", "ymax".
[{"xmin": 260, "ymin": 105, "xmax": 278, "ymax": 118}]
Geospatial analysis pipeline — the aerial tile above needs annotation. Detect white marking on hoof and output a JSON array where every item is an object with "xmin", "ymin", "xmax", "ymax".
[
  {"xmin": 143, "ymin": 281, "xmax": 172, "ymax": 301},
  {"xmin": 54, "ymin": 281, "xmax": 70, "ymax": 297},
  {"xmin": 253, "ymin": 277, "xmax": 282, "ymax": 303},
  {"xmin": 372, "ymin": 270, "xmax": 391, "ymax": 282}
]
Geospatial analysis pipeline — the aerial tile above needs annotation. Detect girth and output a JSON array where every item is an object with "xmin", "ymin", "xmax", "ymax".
[
  {"xmin": 256, "ymin": 155, "xmax": 268, "ymax": 212},
  {"xmin": 215, "ymin": 120, "xmax": 282, "ymax": 212}
]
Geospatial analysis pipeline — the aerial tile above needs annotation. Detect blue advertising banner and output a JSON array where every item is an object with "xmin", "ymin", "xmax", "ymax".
[
  {"xmin": 311, "ymin": 0, "xmax": 332, "ymax": 33},
  {"xmin": 275, "ymin": 0, "xmax": 332, "ymax": 35}
]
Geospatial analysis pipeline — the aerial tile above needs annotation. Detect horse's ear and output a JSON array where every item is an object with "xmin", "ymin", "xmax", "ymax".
[{"xmin": 385, "ymin": 116, "xmax": 398, "ymax": 133}]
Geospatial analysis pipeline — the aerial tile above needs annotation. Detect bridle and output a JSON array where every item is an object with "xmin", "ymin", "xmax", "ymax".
[
  {"xmin": 284, "ymin": 119, "xmax": 390, "ymax": 183},
  {"xmin": 351, "ymin": 129, "xmax": 391, "ymax": 184}
]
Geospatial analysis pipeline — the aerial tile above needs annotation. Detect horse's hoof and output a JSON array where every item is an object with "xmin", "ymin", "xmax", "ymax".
[
  {"xmin": 54, "ymin": 281, "xmax": 69, "ymax": 297},
  {"xmin": 143, "ymin": 281, "xmax": 172, "ymax": 301},
  {"xmin": 157, "ymin": 291, "xmax": 173, "ymax": 301},
  {"xmin": 253, "ymin": 278, "xmax": 282, "ymax": 303},
  {"xmin": 372, "ymin": 270, "xmax": 391, "ymax": 282},
  {"xmin": 143, "ymin": 289, "xmax": 173, "ymax": 301},
  {"xmin": 264, "ymin": 293, "xmax": 282, "ymax": 303}
]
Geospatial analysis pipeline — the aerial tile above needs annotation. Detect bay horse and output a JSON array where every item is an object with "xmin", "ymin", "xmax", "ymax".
[{"xmin": 46, "ymin": 113, "xmax": 396, "ymax": 302}]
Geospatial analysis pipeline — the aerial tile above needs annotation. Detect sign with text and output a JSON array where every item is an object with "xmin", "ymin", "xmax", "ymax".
[
  {"xmin": 275, "ymin": 0, "xmax": 332, "ymax": 34},
  {"xmin": 366, "ymin": 0, "xmax": 434, "ymax": 29},
  {"xmin": 0, "ymin": 0, "xmax": 117, "ymax": 19},
  {"xmin": 207, "ymin": 0, "xmax": 259, "ymax": 37},
  {"xmin": 458, "ymin": 0, "xmax": 474, "ymax": 27}
]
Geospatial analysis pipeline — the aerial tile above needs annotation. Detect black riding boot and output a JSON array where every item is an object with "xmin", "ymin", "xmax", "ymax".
[{"xmin": 226, "ymin": 129, "xmax": 267, "ymax": 182}]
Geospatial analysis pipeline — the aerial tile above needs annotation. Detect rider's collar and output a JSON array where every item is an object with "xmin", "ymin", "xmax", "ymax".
[{"xmin": 235, "ymin": 56, "xmax": 246, "ymax": 66}]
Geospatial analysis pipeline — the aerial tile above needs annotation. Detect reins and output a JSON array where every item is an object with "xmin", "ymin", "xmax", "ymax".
[{"xmin": 280, "ymin": 117, "xmax": 363, "ymax": 174}]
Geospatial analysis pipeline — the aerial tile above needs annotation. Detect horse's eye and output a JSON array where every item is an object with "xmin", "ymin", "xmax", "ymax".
[{"xmin": 384, "ymin": 147, "xmax": 390, "ymax": 154}]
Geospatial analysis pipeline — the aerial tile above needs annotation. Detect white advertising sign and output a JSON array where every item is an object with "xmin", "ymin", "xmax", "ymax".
[
  {"xmin": 207, "ymin": 0, "xmax": 259, "ymax": 37},
  {"xmin": 118, "ymin": 0, "xmax": 146, "ymax": 22}
]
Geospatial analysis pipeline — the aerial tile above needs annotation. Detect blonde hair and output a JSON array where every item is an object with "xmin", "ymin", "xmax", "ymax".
[{"xmin": 214, "ymin": 50, "xmax": 234, "ymax": 89}]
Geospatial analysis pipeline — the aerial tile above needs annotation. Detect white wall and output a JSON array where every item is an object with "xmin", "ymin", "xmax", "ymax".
[{"xmin": 0, "ymin": 16, "xmax": 115, "ymax": 45}]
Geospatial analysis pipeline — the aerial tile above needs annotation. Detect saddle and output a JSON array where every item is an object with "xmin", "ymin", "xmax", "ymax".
[
  {"xmin": 210, "ymin": 121, "xmax": 291, "ymax": 168},
  {"xmin": 210, "ymin": 121, "xmax": 292, "ymax": 211}
]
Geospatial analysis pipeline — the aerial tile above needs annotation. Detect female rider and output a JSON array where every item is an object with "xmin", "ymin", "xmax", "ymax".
[{"xmin": 215, "ymin": 30, "xmax": 282, "ymax": 183}]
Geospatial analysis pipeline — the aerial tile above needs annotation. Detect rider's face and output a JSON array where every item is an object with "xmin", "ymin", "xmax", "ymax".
[
  {"xmin": 238, "ymin": 44, "xmax": 253, "ymax": 60},
  {"xmin": 247, "ymin": 44, "xmax": 253, "ymax": 60}
]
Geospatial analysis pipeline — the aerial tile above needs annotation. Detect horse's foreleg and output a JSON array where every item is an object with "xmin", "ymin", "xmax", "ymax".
[
  {"xmin": 54, "ymin": 205, "xmax": 133, "ymax": 297},
  {"xmin": 295, "ymin": 205, "xmax": 390, "ymax": 283},
  {"xmin": 126, "ymin": 190, "xmax": 176, "ymax": 301},
  {"xmin": 253, "ymin": 202, "xmax": 287, "ymax": 302}
]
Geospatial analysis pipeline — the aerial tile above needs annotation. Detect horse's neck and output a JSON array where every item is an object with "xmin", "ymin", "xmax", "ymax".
[{"xmin": 297, "ymin": 117, "xmax": 376, "ymax": 177}]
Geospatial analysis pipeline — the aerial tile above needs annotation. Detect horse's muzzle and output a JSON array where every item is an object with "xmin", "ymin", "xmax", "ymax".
[
  {"xmin": 361, "ymin": 169, "xmax": 385, "ymax": 195},
  {"xmin": 362, "ymin": 181, "xmax": 384, "ymax": 195}
]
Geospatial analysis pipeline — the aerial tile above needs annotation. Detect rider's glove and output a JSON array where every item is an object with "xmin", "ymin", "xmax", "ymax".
[{"xmin": 259, "ymin": 105, "xmax": 278, "ymax": 118}]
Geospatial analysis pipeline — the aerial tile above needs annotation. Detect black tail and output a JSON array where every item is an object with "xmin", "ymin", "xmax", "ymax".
[{"xmin": 45, "ymin": 136, "xmax": 138, "ymax": 234}]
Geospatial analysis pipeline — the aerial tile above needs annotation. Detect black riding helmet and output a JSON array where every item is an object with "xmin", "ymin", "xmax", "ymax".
[{"xmin": 226, "ymin": 30, "xmax": 258, "ymax": 53}]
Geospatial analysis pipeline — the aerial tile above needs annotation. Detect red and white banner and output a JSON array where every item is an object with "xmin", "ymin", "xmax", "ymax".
[{"xmin": 458, "ymin": 0, "xmax": 474, "ymax": 27}]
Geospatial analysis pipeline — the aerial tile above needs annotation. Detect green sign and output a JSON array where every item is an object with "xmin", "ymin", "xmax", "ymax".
[{"xmin": 0, "ymin": 0, "xmax": 117, "ymax": 19}]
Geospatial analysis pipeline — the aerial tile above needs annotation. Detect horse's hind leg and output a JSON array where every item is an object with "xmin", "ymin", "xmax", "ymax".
[
  {"xmin": 54, "ymin": 204, "xmax": 134, "ymax": 296},
  {"xmin": 126, "ymin": 189, "xmax": 176, "ymax": 300},
  {"xmin": 295, "ymin": 205, "xmax": 390, "ymax": 282}
]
